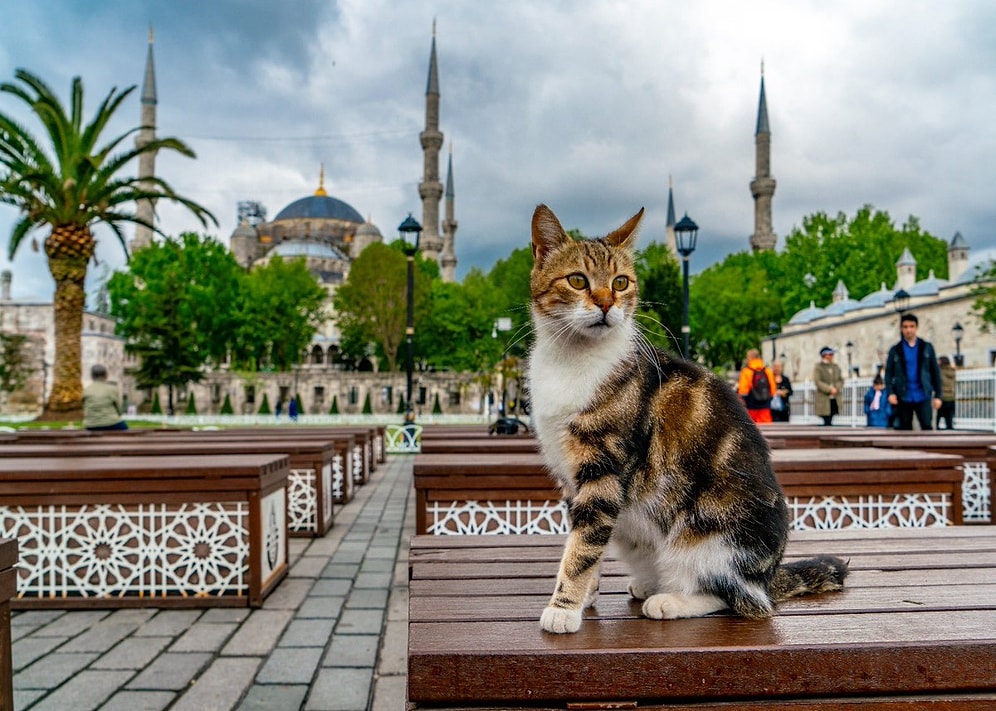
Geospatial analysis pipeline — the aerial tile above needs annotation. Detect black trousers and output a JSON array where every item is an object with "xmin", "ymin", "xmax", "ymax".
[
  {"xmin": 936, "ymin": 401, "xmax": 955, "ymax": 429},
  {"xmin": 895, "ymin": 400, "xmax": 933, "ymax": 430}
]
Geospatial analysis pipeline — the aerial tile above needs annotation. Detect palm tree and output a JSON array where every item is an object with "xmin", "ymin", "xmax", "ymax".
[{"xmin": 0, "ymin": 69, "xmax": 216, "ymax": 418}]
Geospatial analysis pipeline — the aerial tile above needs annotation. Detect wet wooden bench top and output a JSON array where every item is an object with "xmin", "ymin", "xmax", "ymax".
[{"xmin": 408, "ymin": 527, "xmax": 996, "ymax": 709}]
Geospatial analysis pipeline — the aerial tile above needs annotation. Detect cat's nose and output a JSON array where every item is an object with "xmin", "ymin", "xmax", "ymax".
[{"xmin": 591, "ymin": 289, "xmax": 613, "ymax": 313}]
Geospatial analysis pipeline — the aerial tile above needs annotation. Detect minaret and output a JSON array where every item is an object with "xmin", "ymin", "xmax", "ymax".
[
  {"xmin": 131, "ymin": 27, "xmax": 158, "ymax": 252},
  {"xmin": 440, "ymin": 146, "xmax": 458, "ymax": 282},
  {"xmin": 896, "ymin": 247, "xmax": 917, "ymax": 290},
  {"xmin": 418, "ymin": 21, "xmax": 444, "ymax": 264},
  {"xmin": 749, "ymin": 63, "xmax": 777, "ymax": 252},
  {"xmin": 948, "ymin": 232, "xmax": 969, "ymax": 281},
  {"xmin": 664, "ymin": 175, "xmax": 678, "ymax": 259}
]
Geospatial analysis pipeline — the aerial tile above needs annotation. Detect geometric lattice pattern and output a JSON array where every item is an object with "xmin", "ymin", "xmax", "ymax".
[
  {"xmin": 321, "ymin": 463, "xmax": 333, "ymax": 527},
  {"xmin": 961, "ymin": 462, "xmax": 991, "ymax": 523},
  {"xmin": 2, "ymin": 503, "xmax": 250, "ymax": 600},
  {"xmin": 352, "ymin": 446, "xmax": 365, "ymax": 484},
  {"xmin": 385, "ymin": 424, "xmax": 422, "ymax": 453},
  {"xmin": 331, "ymin": 454, "xmax": 346, "ymax": 502},
  {"xmin": 428, "ymin": 500, "xmax": 570, "ymax": 535},
  {"xmin": 288, "ymin": 468, "xmax": 317, "ymax": 533},
  {"xmin": 787, "ymin": 494, "xmax": 951, "ymax": 530},
  {"xmin": 427, "ymin": 493, "xmax": 954, "ymax": 535}
]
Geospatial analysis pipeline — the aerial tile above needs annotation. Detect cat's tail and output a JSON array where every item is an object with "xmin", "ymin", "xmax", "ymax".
[{"xmin": 769, "ymin": 556, "xmax": 849, "ymax": 602}]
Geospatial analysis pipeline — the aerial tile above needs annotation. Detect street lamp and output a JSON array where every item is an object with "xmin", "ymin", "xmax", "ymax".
[
  {"xmin": 892, "ymin": 288, "xmax": 910, "ymax": 316},
  {"xmin": 952, "ymin": 322, "xmax": 965, "ymax": 367},
  {"xmin": 674, "ymin": 213, "xmax": 698, "ymax": 360},
  {"xmin": 768, "ymin": 322, "xmax": 779, "ymax": 362},
  {"xmin": 492, "ymin": 317, "xmax": 512, "ymax": 417},
  {"xmin": 398, "ymin": 213, "xmax": 422, "ymax": 423},
  {"xmin": 845, "ymin": 340, "xmax": 855, "ymax": 376}
]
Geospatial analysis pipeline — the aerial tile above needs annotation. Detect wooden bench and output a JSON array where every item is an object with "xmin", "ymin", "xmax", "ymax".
[
  {"xmin": 419, "ymin": 436, "xmax": 539, "ymax": 455},
  {"xmin": 0, "ymin": 439, "xmax": 341, "ymax": 537},
  {"xmin": 408, "ymin": 527, "xmax": 996, "ymax": 709},
  {"xmin": 0, "ymin": 538, "xmax": 14, "ymax": 711},
  {"xmin": 413, "ymin": 448, "xmax": 965, "ymax": 534},
  {"xmin": 0, "ymin": 454, "xmax": 289, "ymax": 608},
  {"xmin": 821, "ymin": 432, "xmax": 996, "ymax": 524}
]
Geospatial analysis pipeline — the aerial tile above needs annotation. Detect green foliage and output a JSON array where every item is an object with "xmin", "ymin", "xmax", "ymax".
[
  {"xmin": 232, "ymin": 257, "xmax": 326, "ymax": 371},
  {"xmin": 362, "ymin": 391, "xmax": 373, "ymax": 414},
  {"xmin": 294, "ymin": 392, "xmax": 303, "ymax": 415},
  {"xmin": 151, "ymin": 390, "xmax": 162, "ymax": 415},
  {"xmin": 0, "ymin": 331, "xmax": 30, "ymax": 393},
  {"xmin": 432, "ymin": 392, "xmax": 443, "ymax": 414},
  {"xmin": 184, "ymin": 393, "xmax": 197, "ymax": 415},
  {"xmin": 972, "ymin": 261, "xmax": 996, "ymax": 331},
  {"xmin": 396, "ymin": 393, "xmax": 405, "ymax": 414},
  {"xmin": 109, "ymin": 233, "xmax": 241, "ymax": 393},
  {"xmin": 258, "ymin": 392, "xmax": 271, "ymax": 415},
  {"xmin": 220, "ymin": 392, "xmax": 234, "ymax": 415},
  {"xmin": 779, "ymin": 207, "xmax": 947, "ymax": 317},
  {"xmin": 635, "ymin": 242, "xmax": 683, "ymax": 352},
  {"xmin": 329, "ymin": 394, "xmax": 339, "ymax": 415}
]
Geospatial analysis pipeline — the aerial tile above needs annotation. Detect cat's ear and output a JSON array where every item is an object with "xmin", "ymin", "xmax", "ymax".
[
  {"xmin": 605, "ymin": 207, "xmax": 645, "ymax": 250},
  {"xmin": 531, "ymin": 204, "xmax": 571, "ymax": 266}
]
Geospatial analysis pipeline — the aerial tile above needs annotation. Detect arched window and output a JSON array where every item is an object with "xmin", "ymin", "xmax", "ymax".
[{"xmin": 311, "ymin": 345, "xmax": 324, "ymax": 365}]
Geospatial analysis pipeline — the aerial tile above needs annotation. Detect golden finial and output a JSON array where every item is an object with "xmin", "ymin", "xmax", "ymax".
[
  {"xmin": 315, "ymin": 163, "xmax": 327, "ymax": 196},
  {"xmin": 149, "ymin": 25, "xmax": 154, "ymax": 44}
]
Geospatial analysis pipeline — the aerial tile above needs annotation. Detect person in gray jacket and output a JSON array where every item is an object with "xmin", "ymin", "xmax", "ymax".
[{"xmin": 884, "ymin": 313, "xmax": 942, "ymax": 430}]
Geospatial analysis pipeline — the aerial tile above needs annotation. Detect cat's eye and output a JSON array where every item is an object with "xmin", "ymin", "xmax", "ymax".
[
  {"xmin": 612, "ymin": 276, "xmax": 630, "ymax": 291},
  {"xmin": 566, "ymin": 274, "xmax": 588, "ymax": 290}
]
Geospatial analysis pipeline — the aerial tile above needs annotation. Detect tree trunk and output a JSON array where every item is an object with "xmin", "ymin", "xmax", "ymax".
[{"xmin": 42, "ymin": 253, "xmax": 88, "ymax": 419}]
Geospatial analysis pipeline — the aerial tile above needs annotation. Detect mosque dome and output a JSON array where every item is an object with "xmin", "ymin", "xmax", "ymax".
[
  {"xmin": 355, "ymin": 220, "xmax": 382, "ymax": 240},
  {"xmin": 273, "ymin": 194, "xmax": 364, "ymax": 224},
  {"xmin": 824, "ymin": 298, "xmax": 860, "ymax": 317},
  {"xmin": 908, "ymin": 270, "xmax": 948, "ymax": 297},
  {"xmin": 858, "ymin": 283, "xmax": 894, "ymax": 308},
  {"xmin": 787, "ymin": 300, "xmax": 825, "ymax": 325}
]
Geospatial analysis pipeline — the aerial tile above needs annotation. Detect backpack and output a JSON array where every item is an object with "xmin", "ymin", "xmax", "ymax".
[{"xmin": 749, "ymin": 368, "xmax": 772, "ymax": 403}]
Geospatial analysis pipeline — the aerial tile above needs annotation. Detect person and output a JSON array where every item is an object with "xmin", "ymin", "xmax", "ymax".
[
  {"xmin": 275, "ymin": 398, "xmax": 284, "ymax": 419},
  {"xmin": 884, "ymin": 312, "xmax": 942, "ymax": 431},
  {"xmin": 863, "ymin": 375, "xmax": 892, "ymax": 428},
  {"xmin": 83, "ymin": 364, "xmax": 128, "ymax": 431},
  {"xmin": 812, "ymin": 346, "xmax": 844, "ymax": 426},
  {"xmin": 936, "ymin": 355, "xmax": 957, "ymax": 430},
  {"xmin": 737, "ymin": 348, "xmax": 776, "ymax": 424},
  {"xmin": 288, "ymin": 396, "xmax": 299, "ymax": 422},
  {"xmin": 769, "ymin": 361, "xmax": 793, "ymax": 422}
]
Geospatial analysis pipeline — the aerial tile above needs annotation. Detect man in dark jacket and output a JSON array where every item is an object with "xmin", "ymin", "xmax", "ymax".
[{"xmin": 884, "ymin": 312, "xmax": 942, "ymax": 430}]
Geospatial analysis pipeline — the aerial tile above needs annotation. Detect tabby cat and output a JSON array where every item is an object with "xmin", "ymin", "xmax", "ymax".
[{"xmin": 527, "ymin": 204, "xmax": 847, "ymax": 634}]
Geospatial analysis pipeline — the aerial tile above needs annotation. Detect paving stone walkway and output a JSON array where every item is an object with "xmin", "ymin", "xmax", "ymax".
[{"xmin": 10, "ymin": 455, "xmax": 416, "ymax": 711}]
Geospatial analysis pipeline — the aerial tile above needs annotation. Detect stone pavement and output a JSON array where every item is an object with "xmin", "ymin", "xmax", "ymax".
[{"xmin": 10, "ymin": 455, "xmax": 416, "ymax": 711}]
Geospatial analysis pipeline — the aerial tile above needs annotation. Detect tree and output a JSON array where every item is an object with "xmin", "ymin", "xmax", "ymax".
[
  {"xmin": 232, "ymin": 256, "xmax": 326, "ymax": 371},
  {"xmin": 108, "ymin": 233, "xmax": 239, "ymax": 413},
  {"xmin": 634, "ymin": 242, "xmax": 682, "ymax": 352},
  {"xmin": 972, "ymin": 261, "xmax": 996, "ymax": 331},
  {"xmin": 258, "ymin": 392, "xmax": 271, "ymax": 415},
  {"xmin": 184, "ymin": 393, "xmax": 197, "ymax": 415},
  {"xmin": 329, "ymin": 394, "xmax": 339, "ymax": 415},
  {"xmin": 0, "ymin": 331, "xmax": 30, "ymax": 395},
  {"xmin": 0, "ymin": 69, "xmax": 215, "ymax": 418},
  {"xmin": 362, "ymin": 391, "xmax": 373, "ymax": 414},
  {"xmin": 778, "ymin": 207, "xmax": 947, "ymax": 318},
  {"xmin": 334, "ymin": 242, "xmax": 430, "ymax": 371},
  {"xmin": 220, "ymin": 392, "xmax": 234, "ymax": 415},
  {"xmin": 432, "ymin": 392, "xmax": 443, "ymax": 414}
]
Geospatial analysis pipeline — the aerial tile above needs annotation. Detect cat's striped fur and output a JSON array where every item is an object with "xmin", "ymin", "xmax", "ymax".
[{"xmin": 527, "ymin": 204, "xmax": 847, "ymax": 634}]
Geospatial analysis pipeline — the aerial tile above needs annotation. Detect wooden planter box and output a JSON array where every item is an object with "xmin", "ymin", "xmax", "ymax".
[
  {"xmin": 413, "ymin": 447, "xmax": 964, "ymax": 535},
  {"xmin": 0, "ymin": 538, "xmax": 15, "ymax": 711},
  {"xmin": 0, "ymin": 454, "xmax": 289, "ymax": 608}
]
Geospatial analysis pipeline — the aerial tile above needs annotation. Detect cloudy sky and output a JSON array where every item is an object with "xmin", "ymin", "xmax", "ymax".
[{"xmin": 2, "ymin": 0, "xmax": 995, "ymax": 303}]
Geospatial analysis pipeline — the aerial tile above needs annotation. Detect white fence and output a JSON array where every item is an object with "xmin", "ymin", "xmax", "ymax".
[{"xmin": 790, "ymin": 367, "xmax": 996, "ymax": 431}]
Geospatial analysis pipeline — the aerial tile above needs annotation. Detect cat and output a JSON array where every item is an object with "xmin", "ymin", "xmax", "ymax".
[{"xmin": 527, "ymin": 204, "xmax": 848, "ymax": 634}]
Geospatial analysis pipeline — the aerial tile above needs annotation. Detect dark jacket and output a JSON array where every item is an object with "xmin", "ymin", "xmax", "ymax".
[{"xmin": 884, "ymin": 338, "xmax": 942, "ymax": 402}]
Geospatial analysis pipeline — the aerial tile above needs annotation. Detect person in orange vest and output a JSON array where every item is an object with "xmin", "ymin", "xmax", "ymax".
[{"xmin": 737, "ymin": 348, "xmax": 776, "ymax": 424}]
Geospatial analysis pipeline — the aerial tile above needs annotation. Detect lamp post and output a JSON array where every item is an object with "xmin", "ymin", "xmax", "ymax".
[
  {"xmin": 492, "ymin": 317, "xmax": 512, "ymax": 417},
  {"xmin": 768, "ymin": 322, "xmax": 779, "ymax": 362},
  {"xmin": 398, "ymin": 213, "xmax": 422, "ymax": 423},
  {"xmin": 892, "ymin": 288, "xmax": 910, "ymax": 318},
  {"xmin": 845, "ymin": 340, "xmax": 855, "ymax": 376},
  {"xmin": 674, "ymin": 213, "xmax": 699, "ymax": 360},
  {"xmin": 952, "ymin": 322, "xmax": 964, "ymax": 367}
]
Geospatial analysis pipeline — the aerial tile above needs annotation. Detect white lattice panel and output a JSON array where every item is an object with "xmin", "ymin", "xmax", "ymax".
[
  {"xmin": 428, "ymin": 500, "xmax": 570, "ymax": 535},
  {"xmin": 2, "ymin": 503, "xmax": 250, "ymax": 600},
  {"xmin": 961, "ymin": 462, "xmax": 991, "ymax": 523},
  {"xmin": 332, "ymin": 454, "xmax": 345, "ymax": 501},
  {"xmin": 288, "ymin": 468, "xmax": 317, "ymax": 533},
  {"xmin": 787, "ymin": 494, "xmax": 951, "ymax": 530},
  {"xmin": 352, "ymin": 446, "xmax": 364, "ymax": 484},
  {"xmin": 385, "ymin": 424, "xmax": 422, "ymax": 453}
]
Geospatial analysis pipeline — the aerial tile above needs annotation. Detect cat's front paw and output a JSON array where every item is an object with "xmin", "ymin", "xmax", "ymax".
[
  {"xmin": 541, "ymin": 606, "xmax": 582, "ymax": 633},
  {"xmin": 627, "ymin": 579, "xmax": 656, "ymax": 601}
]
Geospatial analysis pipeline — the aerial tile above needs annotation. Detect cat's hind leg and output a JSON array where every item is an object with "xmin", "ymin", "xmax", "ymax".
[{"xmin": 642, "ymin": 592, "xmax": 727, "ymax": 619}]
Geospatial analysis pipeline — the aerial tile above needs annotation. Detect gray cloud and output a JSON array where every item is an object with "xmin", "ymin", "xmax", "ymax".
[{"xmin": 2, "ymin": 0, "xmax": 994, "ymax": 303}]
